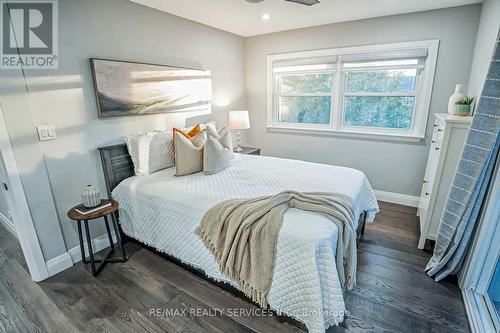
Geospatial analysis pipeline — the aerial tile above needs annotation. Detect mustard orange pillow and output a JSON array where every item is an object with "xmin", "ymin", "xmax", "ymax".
[{"xmin": 173, "ymin": 124, "xmax": 202, "ymax": 139}]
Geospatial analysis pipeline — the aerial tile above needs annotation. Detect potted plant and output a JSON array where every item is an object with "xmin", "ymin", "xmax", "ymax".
[{"xmin": 454, "ymin": 97, "xmax": 474, "ymax": 116}]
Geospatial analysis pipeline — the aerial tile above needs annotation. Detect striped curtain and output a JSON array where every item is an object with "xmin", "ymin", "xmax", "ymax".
[{"xmin": 425, "ymin": 28, "xmax": 500, "ymax": 281}]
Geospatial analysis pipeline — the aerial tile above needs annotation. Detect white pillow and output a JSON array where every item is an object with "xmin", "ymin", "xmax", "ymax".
[
  {"xmin": 125, "ymin": 131, "xmax": 175, "ymax": 175},
  {"xmin": 204, "ymin": 121, "xmax": 217, "ymax": 133},
  {"xmin": 174, "ymin": 129, "xmax": 208, "ymax": 176},
  {"xmin": 182, "ymin": 121, "xmax": 217, "ymax": 133},
  {"xmin": 203, "ymin": 127, "xmax": 233, "ymax": 175}
]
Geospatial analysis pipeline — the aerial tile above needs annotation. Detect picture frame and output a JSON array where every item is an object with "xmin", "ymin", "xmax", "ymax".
[{"xmin": 90, "ymin": 58, "xmax": 212, "ymax": 118}]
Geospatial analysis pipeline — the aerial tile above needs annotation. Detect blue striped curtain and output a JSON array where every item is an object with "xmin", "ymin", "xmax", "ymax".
[{"xmin": 425, "ymin": 28, "xmax": 500, "ymax": 281}]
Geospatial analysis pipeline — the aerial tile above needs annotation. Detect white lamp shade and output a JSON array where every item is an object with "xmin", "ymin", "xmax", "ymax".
[{"xmin": 228, "ymin": 110, "xmax": 250, "ymax": 130}]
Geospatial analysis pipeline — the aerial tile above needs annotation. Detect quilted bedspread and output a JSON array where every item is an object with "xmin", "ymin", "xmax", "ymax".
[{"xmin": 112, "ymin": 154, "xmax": 379, "ymax": 332}]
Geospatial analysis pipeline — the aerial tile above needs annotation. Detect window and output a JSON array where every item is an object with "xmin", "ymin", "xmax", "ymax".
[
  {"xmin": 274, "ymin": 63, "xmax": 335, "ymax": 126},
  {"xmin": 267, "ymin": 40, "xmax": 439, "ymax": 141}
]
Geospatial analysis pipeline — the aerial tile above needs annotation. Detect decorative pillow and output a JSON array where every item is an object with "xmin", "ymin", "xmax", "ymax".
[
  {"xmin": 125, "ymin": 131, "xmax": 175, "ymax": 175},
  {"xmin": 203, "ymin": 127, "xmax": 234, "ymax": 175},
  {"xmin": 174, "ymin": 129, "xmax": 207, "ymax": 176},
  {"xmin": 173, "ymin": 124, "xmax": 202, "ymax": 139},
  {"xmin": 206, "ymin": 123, "xmax": 222, "ymax": 138},
  {"xmin": 204, "ymin": 121, "xmax": 217, "ymax": 133}
]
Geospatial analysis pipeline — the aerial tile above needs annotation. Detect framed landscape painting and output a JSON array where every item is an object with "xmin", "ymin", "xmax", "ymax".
[{"xmin": 90, "ymin": 58, "xmax": 212, "ymax": 118}]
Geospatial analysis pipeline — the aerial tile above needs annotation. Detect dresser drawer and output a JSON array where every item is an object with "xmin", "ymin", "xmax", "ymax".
[
  {"xmin": 431, "ymin": 121, "xmax": 444, "ymax": 144},
  {"xmin": 423, "ymin": 142, "xmax": 442, "ymax": 192}
]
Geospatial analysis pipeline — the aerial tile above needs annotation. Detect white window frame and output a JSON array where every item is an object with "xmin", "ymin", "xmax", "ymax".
[
  {"xmin": 274, "ymin": 69, "xmax": 335, "ymax": 129},
  {"xmin": 266, "ymin": 40, "xmax": 440, "ymax": 142}
]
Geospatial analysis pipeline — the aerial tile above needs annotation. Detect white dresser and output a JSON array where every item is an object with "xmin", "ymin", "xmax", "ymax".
[{"xmin": 417, "ymin": 113, "xmax": 472, "ymax": 249}]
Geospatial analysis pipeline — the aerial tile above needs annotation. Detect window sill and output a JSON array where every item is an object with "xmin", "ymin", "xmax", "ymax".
[{"xmin": 266, "ymin": 125, "xmax": 424, "ymax": 143}]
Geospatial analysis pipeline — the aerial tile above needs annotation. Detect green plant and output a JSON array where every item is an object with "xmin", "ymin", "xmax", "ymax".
[{"xmin": 455, "ymin": 97, "xmax": 474, "ymax": 105}]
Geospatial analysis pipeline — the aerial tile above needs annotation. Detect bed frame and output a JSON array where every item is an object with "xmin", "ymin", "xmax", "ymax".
[{"xmin": 98, "ymin": 143, "xmax": 367, "ymax": 329}]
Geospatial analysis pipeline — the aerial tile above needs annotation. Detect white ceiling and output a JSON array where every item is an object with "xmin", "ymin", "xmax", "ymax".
[{"xmin": 130, "ymin": 0, "xmax": 482, "ymax": 37}]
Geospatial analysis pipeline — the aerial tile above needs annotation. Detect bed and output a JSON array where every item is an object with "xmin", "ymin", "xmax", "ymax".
[{"xmin": 98, "ymin": 144, "xmax": 379, "ymax": 333}]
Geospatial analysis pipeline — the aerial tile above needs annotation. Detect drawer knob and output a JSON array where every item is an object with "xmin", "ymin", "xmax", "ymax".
[
  {"xmin": 432, "ymin": 140, "xmax": 436, "ymax": 143},
  {"xmin": 423, "ymin": 180, "xmax": 427, "ymax": 183},
  {"xmin": 425, "ymin": 192, "xmax": 430, "ymax": 196},
  {"xmin": 435, "ymin": 147, "xmax": 440, "ymax": 150},
  {"xmin": 437, "ymin": 129, "xmax": 443, "ymax": 132}
]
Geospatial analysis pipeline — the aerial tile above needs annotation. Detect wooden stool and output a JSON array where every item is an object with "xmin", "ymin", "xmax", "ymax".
[{"xmin": 67, "ymin": 199, "xmax": 126, "ymax": 276}]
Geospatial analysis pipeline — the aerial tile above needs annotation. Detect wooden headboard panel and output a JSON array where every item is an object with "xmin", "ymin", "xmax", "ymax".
[{"xmin": 98, "ymin": 143, "xmax": 134, "ymax": 198}]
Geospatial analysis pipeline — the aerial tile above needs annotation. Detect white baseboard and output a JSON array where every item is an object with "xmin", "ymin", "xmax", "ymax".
[
  {"xmin": 45, "ymin": 232, "xmax": 117, "ymax": 277},
  {"xmin": 0, "ymin": 212, "xmax": 16, "ymax": 236},
  {"xmin": 373, "ymin": 189, "xmax": 419, "ymax": 207},
  {"xmin": 68, "ymin": 231, "xmax": 117, "ymax": 264},
  {"xmin": 46, "ymin": 252, "xmax": 73, "ymax": 276}
]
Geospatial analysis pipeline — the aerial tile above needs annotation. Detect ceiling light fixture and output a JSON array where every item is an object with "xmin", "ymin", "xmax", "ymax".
[
  {"xmin": 285, "ymin": 0, "xmax": 320, "ymax": 5},
  {"xmin": 262, "ymin": 13, "xmax": 270, "ymax": 20},
  {"xmin": 245, "ymin": 0, "xmax": 320, "ymax": 5}
]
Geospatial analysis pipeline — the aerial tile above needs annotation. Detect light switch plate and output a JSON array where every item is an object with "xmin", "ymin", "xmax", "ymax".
[{"xmin": 36, "ymin": 125, "xmax": 57, "ymax": 141}]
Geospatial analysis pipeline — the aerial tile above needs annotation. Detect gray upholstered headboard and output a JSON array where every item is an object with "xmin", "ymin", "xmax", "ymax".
[{"xmin": 98, "ymin": 143, "xmax": 134, "ymax": 198}]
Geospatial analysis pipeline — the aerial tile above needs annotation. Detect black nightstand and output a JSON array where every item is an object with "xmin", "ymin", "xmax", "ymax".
[{"xmin": 235, "ymin": 146, "xmax": 261, "ymax": 155}]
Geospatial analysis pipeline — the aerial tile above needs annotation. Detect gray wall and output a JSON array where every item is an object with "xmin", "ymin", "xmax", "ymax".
[
  {"xmin": 0, "ymin": 67, "xmax": 67, "ymax": 259},
  {"xmin": 467, "ymin": 0, "xmax": 500, "ymax": 97},
  {"xmin": 244, "ymin": 5, "xmax": 481, "ymax": 196},
  {"xmin": 0, "ymin": 0, "xmax": 246, "ymax": 261}
]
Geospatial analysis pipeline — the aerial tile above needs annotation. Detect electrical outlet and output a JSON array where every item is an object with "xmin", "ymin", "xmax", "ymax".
[{"xmin": 36, "ymin": 125, "xmax": 57, "ymax": 141}]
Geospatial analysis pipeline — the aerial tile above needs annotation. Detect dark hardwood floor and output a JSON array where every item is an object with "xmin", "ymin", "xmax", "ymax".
[{"xmin": 0, "ymin": 202, "xmax": 470, "ymax": 332}]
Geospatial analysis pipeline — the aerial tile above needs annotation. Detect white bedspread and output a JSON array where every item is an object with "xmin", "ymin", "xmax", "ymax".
[{"xmin": 112, "ymin": 154, "xmax": 379, "ymax": 332}]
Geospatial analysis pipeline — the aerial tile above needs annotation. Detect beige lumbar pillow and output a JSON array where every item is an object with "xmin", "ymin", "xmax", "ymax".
[
  {"xmin": 203, "ymin": 127, "xmax": 233, "ymax": 175},
  {"xmin": 174, "ymin": 129, "xmax": 207, "ymax": 176}
]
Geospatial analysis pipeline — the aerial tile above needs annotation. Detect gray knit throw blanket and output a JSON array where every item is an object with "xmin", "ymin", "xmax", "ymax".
[{"xmin": 195, "ymin": 191, "xmax": 357, "ymax": 308}]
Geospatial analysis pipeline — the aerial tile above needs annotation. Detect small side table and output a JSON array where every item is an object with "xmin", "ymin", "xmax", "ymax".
[
  {"xmin": 235, "ymin": 146, "xmax": 261, "ymax": 156},
  {"xmin": 67, "ymin": 199, "xmax": 126, "ymax": 276}
]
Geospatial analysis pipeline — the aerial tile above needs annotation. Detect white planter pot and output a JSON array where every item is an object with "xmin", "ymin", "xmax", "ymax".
[{"xmin": 448, "ymin": 84, "xmax": 466, "ymax": 115}]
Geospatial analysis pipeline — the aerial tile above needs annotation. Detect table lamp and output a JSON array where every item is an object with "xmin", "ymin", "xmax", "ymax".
[{"xmin": 228, "ymin": 110, "xmax": 250, "ymax": 152}]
